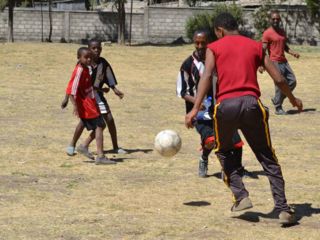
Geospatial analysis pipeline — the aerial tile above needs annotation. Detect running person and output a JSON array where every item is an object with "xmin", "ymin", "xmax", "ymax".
[
  {"xmin": 185, "ymin": 13, "xmax": 303, "ymax": 224},
  {"xmin": 177, "ymin": 30, "xmax": 250, "ymax": 178},
  {"xmin": 260, "ymin": 10, "xmax": 300, "ymax": 115}
]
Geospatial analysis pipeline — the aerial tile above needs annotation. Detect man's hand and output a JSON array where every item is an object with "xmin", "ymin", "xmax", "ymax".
[
  {"xmin": 292, "ymin": 52, "xmax": 300, "ymax": 59},
  {"xmin": 113, "ymin": 88, "xmax": 124, "ymax": 99},
  {"xmin": 185, "ymin": 108, "xmax": 198, "ymax": 129},
  {"xmin": 258, "ymin": 66, "xmax": 265, "ymax": 74},
  {"xmin": 290, "ymin": 97, "xmax": 303, "ymax": 112}
]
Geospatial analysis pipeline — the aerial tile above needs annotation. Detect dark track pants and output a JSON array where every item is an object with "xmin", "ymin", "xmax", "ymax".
[
  {"xmin": 213, "ymin": 95, "xmax": 290, "ymax": 212},
  {"xmin": 273, "ymin": 61, "xmax": 297, "ymax": 108}
]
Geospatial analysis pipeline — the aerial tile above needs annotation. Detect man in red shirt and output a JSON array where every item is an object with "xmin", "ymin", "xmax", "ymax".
[
  {"xmin": 261, "ymin": 10, "xmax": 300, "ymax": 115},
  {"xmin": 185, "ymin": 13, "xmax": 303, "ymax": 225}
]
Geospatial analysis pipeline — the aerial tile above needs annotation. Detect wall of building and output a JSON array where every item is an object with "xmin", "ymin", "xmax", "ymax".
[{"xmin": 0, "ymin": 6, "xmax": 319, "ymax": 45}]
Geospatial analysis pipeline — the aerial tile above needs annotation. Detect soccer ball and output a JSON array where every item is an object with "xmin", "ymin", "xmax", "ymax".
[{"xmin": 154, "ymin": 130, "xmax": 182, "ymax": 157}]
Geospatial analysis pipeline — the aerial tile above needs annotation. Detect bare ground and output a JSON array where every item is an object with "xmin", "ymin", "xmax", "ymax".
[{"xmin": 0, "ymin": 43, "xmax": 319, "ymax": 240}]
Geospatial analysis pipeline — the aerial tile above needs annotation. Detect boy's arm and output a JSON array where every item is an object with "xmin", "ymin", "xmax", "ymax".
[
  {"xmin": 93, "ymin": 86, "xmax": 110, "ymax": 93},
  {"xmin": 112, "ymin": 86, "xmax": 124, "ymax": 99},
  {"xmin": 105, "ymin": 64, "xmax": 124, "ymax": 99},
  {"xmin": 185, "ymin": 49, "xmax": 215, "ymax": 128},
  {"xmin": 61, "ymin": 93, "xmax": 69, "ymax": 109},
  {"xmin": 69, "ymin": 95, "xmax": 79, "ymax": 117},
  {"xmin": 264, "ymin": 55, "xmax": 303, "ymax": 111}
]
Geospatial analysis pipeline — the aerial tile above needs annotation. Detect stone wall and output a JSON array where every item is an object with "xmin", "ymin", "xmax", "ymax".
[{"xmin": 0, "ymin": 6, "xmax": 319, "ymax": 45}]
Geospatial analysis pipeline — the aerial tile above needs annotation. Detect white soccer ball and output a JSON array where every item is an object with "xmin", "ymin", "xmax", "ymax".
[{"xmin": 154, "ymin": 130, "xmax": 182, "ymax": 157}]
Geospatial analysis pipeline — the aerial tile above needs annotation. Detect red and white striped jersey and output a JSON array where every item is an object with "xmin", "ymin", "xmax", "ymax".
[{"xmin": 66, "ymin": 64, "xmax": 100, "ymax": 119}]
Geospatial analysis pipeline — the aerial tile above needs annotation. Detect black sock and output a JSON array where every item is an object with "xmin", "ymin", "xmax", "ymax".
[{"xmin": 202, "ymin": 148, "xmax": 212, "ymax": 161}]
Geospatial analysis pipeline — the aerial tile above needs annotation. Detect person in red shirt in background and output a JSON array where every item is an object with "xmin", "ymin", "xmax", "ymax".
[
  {"xmin": 66, "ymin": 47, "xmax": 116, "ymax": 165},
  {"xmin": 260, "ymin": 10, "xmax": 300, "ymax": 115},
  {"xmin": 185, "ymin": 13, "xmax": 303, "ymax": 225}
]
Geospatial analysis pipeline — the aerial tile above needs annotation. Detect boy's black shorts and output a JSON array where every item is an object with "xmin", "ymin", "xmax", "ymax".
[{"xmin": 81, "ymin": 115, "xmax": 105, "ymax": 131}]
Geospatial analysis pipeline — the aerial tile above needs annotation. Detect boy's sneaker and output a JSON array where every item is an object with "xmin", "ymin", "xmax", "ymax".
[
  {"xmin": 113, "ymin": 148, "xmax": 128, "ymax": 154},
  {"xmin": 76, "ymin": 144, "xmax": 94, "ymax": 160},
  {"xmin": 95, "ymin": 156, "xmax": 117, "ymax": 165},
  {"xmin": 198, "ymin": 157, "xmax": 208, "ymax": 178},
  {"xmin": 279, "ymin": 209, "xmax": 297, "ymax": 225},
  {"xmin": 66, "ymin": 146, "xmax": 75, "ymax": 156},
  {"xmin": 231, "ymin": 197, "xmax": 253, "ymax": 212}
]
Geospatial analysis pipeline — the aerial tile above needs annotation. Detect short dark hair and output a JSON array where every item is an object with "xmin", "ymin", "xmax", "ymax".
[
  {"xmin": 193, "ymin": 29, "xmax": 209, "ymax": 39},
  {"xmin": 214, "ymin": 12, "xmax": 238, "ymax": 31},
  {"xmin": 77, "ymin": 47, "xmax": 89, "ymax": 58},
  {"xmin": 270, "ymin": 10, "xmax": 280, "ymax": 17},
  {"xmin": 88, "ymin": 39, "xmax": 101, "ymax": 47}
]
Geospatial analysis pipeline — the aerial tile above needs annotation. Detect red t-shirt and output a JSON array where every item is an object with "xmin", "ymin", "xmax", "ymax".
[
  {"xmin": 208, "ymin": 35, "xmax": 263, "ymax": 102},
  {"xmin": 262, "ymin": 27, "xmax": 287, "ymax": 62},
  {"xmin": 66, "ymin": 64, "xmax": 100, "ymax": 119}
]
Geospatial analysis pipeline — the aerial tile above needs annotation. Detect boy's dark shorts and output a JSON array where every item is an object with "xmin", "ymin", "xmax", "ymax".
[{"xmin": 81, "ymin": 115, "xmax": 105, "ymax": 131}]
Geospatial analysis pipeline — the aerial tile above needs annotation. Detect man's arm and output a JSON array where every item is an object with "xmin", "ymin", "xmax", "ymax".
[
  {"xmin": 185, "ymin": 49, "xmax": 215, "ymax": 128},
  {"xmin": 264, "ymin": 56, "xmax": 303, "ymax": 111},
  {"xmin": 258, "ymin": 42, "xmax": 269, "ymax": 73},
  {"xmin": 284, "ymin": 44, "xmax": 300, "ymax": 58}
]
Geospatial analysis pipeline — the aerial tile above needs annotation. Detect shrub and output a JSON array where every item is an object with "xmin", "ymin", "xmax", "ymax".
[
  {"xmin": 185, "ymin": 3, "xmax": 244, "ymax": 42},
  {"xmin": 252, "ymin": 1, "xmax": 274, "ymax": 40}
]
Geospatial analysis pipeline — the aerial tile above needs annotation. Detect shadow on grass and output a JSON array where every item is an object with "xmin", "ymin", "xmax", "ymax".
[
  {"xmin": 83, "ymin": 157, "xmax": 134, "ymax": 164},
  {"xmin": 209, "ymin": 170, "xmax": 265, "ymax": 180},
  {"xmin": 232, "ymin": 203, "xmax": 320, "ymax": 228},
  {"xmin": 103, "ymin": 148, "xmax": 153, "ymax": 154},
  {"xmin": 287, "ymin": 108, "xmax": 317, "ymax": 115},
  {"xmin": 183, "ymin": 201, "xmax": 211, "ymax": 207}
]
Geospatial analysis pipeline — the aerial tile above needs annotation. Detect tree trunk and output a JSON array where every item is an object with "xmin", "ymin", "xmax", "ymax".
[
  {"xmin": 117, "ymin": 0, "xmax": 125, "ymax": 45},
  {"xmin": 48, "ymin": 0, "xmax": 53, "ymax": 42},
  {"xmin": 8, "ymin": 0, "xmax": 14, "ymax": 42}
]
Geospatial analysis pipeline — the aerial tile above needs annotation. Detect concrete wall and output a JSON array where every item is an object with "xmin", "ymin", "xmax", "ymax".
[
  {"xmin": 0, "ymin": 6, "xmax": 319, "ymax": 45},
  {"xmin": 0, "ymin": 8, "xmax": 144, "ymax": 43}
]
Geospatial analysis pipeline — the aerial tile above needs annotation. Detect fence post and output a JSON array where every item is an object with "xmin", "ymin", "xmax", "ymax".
[
  {"xmin": 143, "ymin": 3, "xmax": 149, "ymax": 43},
  {"xmin": 63, "ymin": 11, "xmax": 70, "ymax": 42}
]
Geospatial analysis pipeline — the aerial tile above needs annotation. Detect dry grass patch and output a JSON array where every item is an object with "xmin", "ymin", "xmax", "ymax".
[{"xmin": 0, "ymin": 43, "xmax": 319, "ymax": 240}]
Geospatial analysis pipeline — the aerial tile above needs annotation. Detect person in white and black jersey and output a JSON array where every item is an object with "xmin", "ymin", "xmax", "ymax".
[{"xmin": 177, "ymin": 29, "xmax": 251, "ymax": 179}]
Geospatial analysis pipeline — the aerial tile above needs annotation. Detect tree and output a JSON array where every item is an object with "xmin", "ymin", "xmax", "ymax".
[
  {"xmin": 8, "ymin": 0, "xmax": 15, "ymax": 42},
  {"xmin": 114, "ymin": 0, "xmax": 126, "ymax": 44},
  {"xmin": 97, "ymin": 0, "xmax": 126, "ymax": 44},
  {"xmin": 47, "ymin": 0, "xmax": 52, "ymax": 42},
  {"xmin": 0, "ymin": 0, "xmax": 15, "ymax": 42},
  {"xmin": 305, "ymin": 0, "xmax": 319, "ymax": 19}
]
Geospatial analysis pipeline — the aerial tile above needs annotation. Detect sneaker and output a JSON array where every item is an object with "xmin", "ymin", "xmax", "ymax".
[
  {"xmin": 231, "ymin": 197, "xmax": 253, "ymax": 212},
  {"xmin": 76, "ymin": 144, "xmax": 94, "ymax": 160},
  {"xmin": 114, "ymin": 148, "xmax": 128, "ymax": 154},
  {"xmin": 275, "ymin": 107, "xmax": 287, "ymax": 115},
  {"xmin": 66, "ymin": 146, "xmax": 75, "ymax": 156},
  {"xmin": 95, "ymin": 155, "xmax": 117, "ymax": 165},
  {"xmin": 279, "ymin": 209, "xmax": 297, "ymax": 225},
  {"xmin": 198, "ymin": 157, "xmax": 208, "ymax": 178}
]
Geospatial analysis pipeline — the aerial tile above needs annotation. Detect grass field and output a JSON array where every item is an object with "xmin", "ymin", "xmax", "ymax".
[{"xmin": 0, "ymin": 42, "xmax": 319, "ymax": 240}]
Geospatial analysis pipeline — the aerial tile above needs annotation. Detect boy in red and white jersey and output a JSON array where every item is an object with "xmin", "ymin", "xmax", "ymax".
[{"xmin": 66, "ymin": 47, "xmax": 116, "ymax": 165}]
